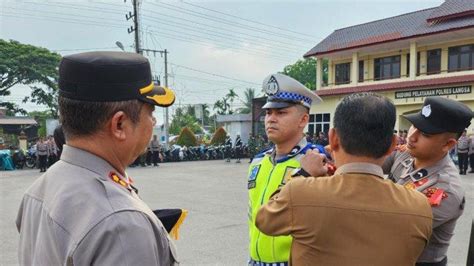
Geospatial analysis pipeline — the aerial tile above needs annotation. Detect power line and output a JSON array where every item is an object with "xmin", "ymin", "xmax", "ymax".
[
  {"xmin": 181, "ymin": 1, "xmax": 319, "ymax": 39},
  {"xmin": 2, "ymin": 11, "xmax": 128, "ymax": 29},
  {"xmin": 173, "ymin": 74, "xmax": 252, "ymax": 88},
  {"xmin": 141, "ymin": 10, "xmax": 309, "ymax": 50},
  {"xmin": 169, "ymin": 62, "xmax": 260, "ymax": 85},
  {"xmin": 144, "ymin": 29, "xmax": 295, "ymax": 63},
  {"xmin": 67, "ymin": 0, "xmax": 315, "ymax": 44},
  {"xmin": 23, "ymin": 1, "xmax": 126, "ymax": 15},
  {"xmin": 3, "ymin": 7, "xmax": 297, "ymax": 63},
  {"xmin": 4, "ymin": 14, "xmax": 276, "ymax": 88},
  {"xmin": 141, "ymin": 18, "xmax": 302, "ymax": 55},
  {"xmin": 51, "ymin": 46, "xmax": 121, "ymax": 52},
  {"xmin": 20, "ymin": 1, "xmax": 308, "ymax": 52},
  {"xmin": 143, "ymin": 28, "xmax": 296, "ymax": 62},
  {"xmin": 146, "ymin": 1, "xmax": 315, "ymax": 43}
]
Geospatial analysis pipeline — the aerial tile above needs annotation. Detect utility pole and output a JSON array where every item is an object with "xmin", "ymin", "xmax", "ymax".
[
  {"xmin": 125, "ymin": 0, "xmax": 140, "ymax": 53},
  {"xmin": 141, "ymin": 48, "xmax": 170, "ymax": 147},
  {"xmin": 124, "ymin": 1, "xmax": 170, "ymax": 147}
]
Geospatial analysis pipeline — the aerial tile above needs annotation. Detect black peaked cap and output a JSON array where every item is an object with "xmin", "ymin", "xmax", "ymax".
[{"xmin": 403, "ymin": 96, "xmax": 473, "ymax": 134}]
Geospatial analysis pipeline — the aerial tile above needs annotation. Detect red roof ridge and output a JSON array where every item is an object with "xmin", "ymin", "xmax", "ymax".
[{"xmin": 333, "ymin": 7, "xmax": 438, "ymax": 33}]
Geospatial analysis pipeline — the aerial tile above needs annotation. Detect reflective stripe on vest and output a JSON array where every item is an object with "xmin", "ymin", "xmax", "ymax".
[{"xmin": 248, "ymin": 154, "xmax": 302, "ymax": 263}]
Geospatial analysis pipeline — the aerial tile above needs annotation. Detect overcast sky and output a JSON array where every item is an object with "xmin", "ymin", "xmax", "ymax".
[{"xmin": 1, "ymin": 0, "xmax": 444, "ymax": 122}]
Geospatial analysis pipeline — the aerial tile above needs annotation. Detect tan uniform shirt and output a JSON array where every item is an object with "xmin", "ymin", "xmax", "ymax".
[
  {"xmin": 383, "ymin": 151, "xmax": 465, "ymax": 263},
  {"xmin": 256, "ymin": 163, "xmax": 433, "ymax": 266},
  {"xmin": 16, "ymin": 145, "xmax": 177, "ymax": 265}
]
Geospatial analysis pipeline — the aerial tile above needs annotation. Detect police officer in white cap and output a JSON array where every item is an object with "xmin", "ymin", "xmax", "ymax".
[
  {"xmin": 383, "ymin": 96, "xmax": 473, "ymax": 266},
  {"xmin": 247, "ymin": 73, "xmax": 327, "ymax": 266}
]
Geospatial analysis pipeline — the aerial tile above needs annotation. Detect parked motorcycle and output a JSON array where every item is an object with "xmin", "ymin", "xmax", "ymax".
[
  {"xmin": 25, "ymin": 147, "xmax": 37, "ymax": 169},
  {"xmin": 11, "ymin": 148, "xmax": 26, "ymax": 169}
]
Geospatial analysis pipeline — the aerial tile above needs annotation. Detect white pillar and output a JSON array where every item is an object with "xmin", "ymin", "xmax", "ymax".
[
  {"xmin": 351, "ymin": 52, "xmax": 358, "ymax": 85},
  {"xmin": 409, "ymin": 42, "xmax": 417, "ymax": 80},
  {"xmin": 316, "ymin": 57, "xmax": 322, "ymax": 90}
]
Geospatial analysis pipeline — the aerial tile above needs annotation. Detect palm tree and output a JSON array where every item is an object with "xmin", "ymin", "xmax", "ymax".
[
  {"xmin": 213, "ymin": 99, "xmax": 224, "ymax": 115},
  {"xmin": 202, "ymin": 104, "xmax": 210, "ymax": 125},
  {"xmin": 226, "ymin": 88, "xmax": 238, "ymax": 111},
  {"xmin": 237, "ymin": 88, "xmax": 255, "ymax": 114},
  {"xmin": 222, "ymin": 97, "xmax": 231, "ymax": 114}
]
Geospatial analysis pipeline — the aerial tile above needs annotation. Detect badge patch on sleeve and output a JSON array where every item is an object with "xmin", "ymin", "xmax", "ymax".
[{"xmin": 248, "ymin": 165, "xmax": 260, "ymax": 189}]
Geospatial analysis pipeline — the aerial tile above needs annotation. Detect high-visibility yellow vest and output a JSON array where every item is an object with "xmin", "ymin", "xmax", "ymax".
[{"xmin": 248, "ymin": 153, "xmax": 303, "ymax": 263}]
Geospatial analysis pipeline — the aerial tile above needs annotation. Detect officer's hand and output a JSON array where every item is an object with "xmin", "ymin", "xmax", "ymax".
[{"xmin": 300, "ymin": 149, "xmax": 328, "ymax": 177}]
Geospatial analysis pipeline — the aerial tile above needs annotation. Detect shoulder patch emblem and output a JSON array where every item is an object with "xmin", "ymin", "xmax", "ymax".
[{"xmin": 248, "ymin": 165, "xmax": 260, "ymax": 189}]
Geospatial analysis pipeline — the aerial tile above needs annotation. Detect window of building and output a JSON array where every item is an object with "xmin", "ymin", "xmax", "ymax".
[
  {"xmin": 308, "ymin": 113, "xmax": 331, "ymax": 135},
  {"xmin": 335, "ymin": 63, "xmax": 351, "ymax": 85},
  {"xmin": 358, "ymin": 60, "xmax": 364, "ymax": 82},
  {"xmin": 374, "ymin": 55, "xmax": 401, "ymax": 80},
  {"xmin": 427, "ymin": 49, "xmax": 441, "ymax": 74},
  {"xmin": 448, "ymin": 44, "xmax": 474, "ymax": 72}
]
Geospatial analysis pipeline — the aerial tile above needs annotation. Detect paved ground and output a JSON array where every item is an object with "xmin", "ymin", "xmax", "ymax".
[{"xmin": 1, "ymin": 160, "xmax": 473, "ymax": 265}]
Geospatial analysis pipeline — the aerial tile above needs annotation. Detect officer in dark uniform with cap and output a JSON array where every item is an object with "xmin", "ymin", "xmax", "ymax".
[
  {"xmin": 16, "ymin": 51, "xmax": 179, "ymax": 265},
  {"xmin": 383, "ymin": 96, "xmax": 473, "ymax": 266}
]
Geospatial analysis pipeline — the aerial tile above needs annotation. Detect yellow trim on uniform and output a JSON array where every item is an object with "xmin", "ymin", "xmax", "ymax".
[
  {"xmin": 146, "ymin": 87, "xmax": 175, "ymax": 106},
  {"xmin": 170, "ymin": 209, "xmax": 188, "ymax": 240},
  {"xmin": 139, "ymin": 82, "xmax": 154, "ymax": 94}
]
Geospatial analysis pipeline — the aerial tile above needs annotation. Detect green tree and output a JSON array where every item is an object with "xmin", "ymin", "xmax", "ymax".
[
  {"xmin": 202, "ymin": 104, "xmax": 212, "ymax": 126},
  {"xmin": 0, "ymin": 39, "xmax": 62, "ymax": 116},
  {"xmin": 176, "ymin": 127, "xmax": 198, "ymax": 147},
  {"xmin": 236, "ymin": 88, "xmax": 255, "ymax": 114},
  {"xmin": 226, "ymin": 88, "xmax": 238, "ymax": 110},
  {"xmin": 169, "ymin": 106, "xmax": 203, "ymax": 135},
  {"xmin": 210, "ymin": 127, "xmax": 227, "ymax": 145},
  {"xmin": 213, "ymin": 97, "xmax": 232, "ymax": 115},
  {"xmin": 282, "ymin": 58, "xmax": 328, "ymax": 90}
]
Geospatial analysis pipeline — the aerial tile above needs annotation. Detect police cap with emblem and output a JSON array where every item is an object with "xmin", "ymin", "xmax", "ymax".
[
  {"xmin": 58, "ymin": 51, "xmax": 175, "ymax": 107},
  {"xmin": 262, "ymin": 73, "xmax": 322, "ymax": 109},
  {"xmin": 403, "ymin": 96, "xmax": 473, "ymax": 134}
]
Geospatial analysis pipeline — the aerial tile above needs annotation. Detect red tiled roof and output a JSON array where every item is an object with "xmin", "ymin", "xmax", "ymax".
[
  {"xmin": 427, "ymin": 0, "xmax": 474, "ymax": 23},
  {"xmin": 316, "ymin": 74, "xmax": 474, "ymax": 96},
  {"xmin": 304, "ymin": 1, "xmax": 474, "ymax": 58}
]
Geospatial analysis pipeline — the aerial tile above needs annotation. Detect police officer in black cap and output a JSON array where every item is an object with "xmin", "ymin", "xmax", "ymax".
[
  {"xmin": 17, "ymin": 52, "xmax": 178, "ymax": 265},
  {"xmin": 383, "ymin": 96, "xmax": 473, "ymax": 266}
]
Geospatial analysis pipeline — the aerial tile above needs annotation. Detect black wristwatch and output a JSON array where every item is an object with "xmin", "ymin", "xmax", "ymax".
[{"xmin": 291, "ymin": 168, "xmax": 311, "ymax": 177}]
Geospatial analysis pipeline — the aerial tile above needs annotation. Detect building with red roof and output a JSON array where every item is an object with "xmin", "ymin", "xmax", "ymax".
[{"xmin": 304, "ymin": 0, "xmax": 474, "ymax": 133}]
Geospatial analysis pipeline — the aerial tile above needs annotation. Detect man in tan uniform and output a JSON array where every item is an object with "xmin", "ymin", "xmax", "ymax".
[
  {"xmin": 16, "ymin": 52, "xmax": 178, "ymax": 265},
  {"xmin": 256, "ymin": 93, "xmax": 433, "ymax": 265}
]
